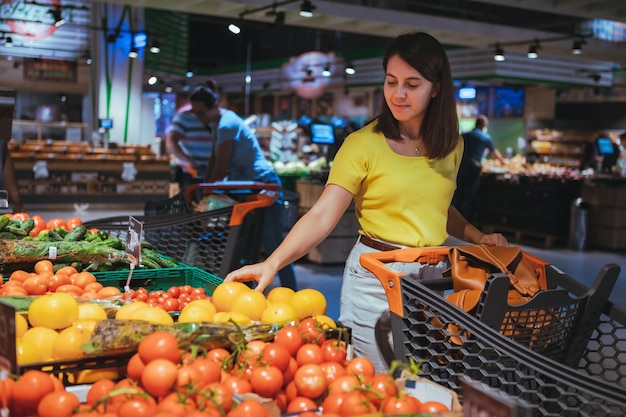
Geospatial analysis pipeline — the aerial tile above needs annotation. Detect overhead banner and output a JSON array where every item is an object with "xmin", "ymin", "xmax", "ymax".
[{"xmin": 23, "ymin": 58, "xmax": 77, "ymax": 83}]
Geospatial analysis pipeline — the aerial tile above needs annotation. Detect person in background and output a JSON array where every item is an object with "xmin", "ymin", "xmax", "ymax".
[
  {"xmin": 203, "ymin": 88, "xmax": 297, "ymax": 290},
  {"xmin": 224, "ymin": 32, "xmax": 507, "ymax": 372},
  {"xmin": 166, "ymin": 85, "xmax": 217, "ymax": 191},
  {"xmin": 0, "ymin": 140, "xmax": 23, "ymax": 213},
  {"xmin": 452, "ymin": 114, "xmax": 506, "ymax": 223}
]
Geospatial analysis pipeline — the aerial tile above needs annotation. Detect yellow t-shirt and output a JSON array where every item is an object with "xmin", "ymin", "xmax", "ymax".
[{"xmin": 327, "ymin": 121, "xmax": 463, "ymax": 247}]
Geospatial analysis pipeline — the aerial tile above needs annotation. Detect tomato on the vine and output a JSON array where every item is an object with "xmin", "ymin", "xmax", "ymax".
[
  {"xmin": 338, "ymin": 391, "xmax": 377, "ymax": 416},
  {"xmin": 222, "ymin": 375, "xmax": 252, "ymax": 394},
  {"xmin": 366, "ymin": 373, "xmax": 398, "ymax": 406},
  {"xmin": 321, "ymin": 392, "xmax": 346, "ymax": 415},
  {"xmin": 116, "ymin": 397, "xmax": 157, "ymax": 417},
  {"xmin": 293, "ymin": 363, "xmax": 328, "ymax": 399},
  {"xmin": 296, "ymin": 343, "xmax": 324, "ymax": 366},
  {"xmin": 420, "ymin": 400, "xmax": 451, "ymax": 413},
  {"xmin": 382, "ymin": 393, "xmax": 422, "ymax": 414},
  {"xmin": 12, "ymin": 370, "xmax": 56, "ymax": 415},
  {"xmin": 138, "ymin": 330, "xmax": 182, "ymax": 364},
  {"xmin": 141, "ymin": 359, "xmax": 178, "ymax": 397},
  {"xmin": 226, "ymin": 398, "xmax": 269, "ymax": 417},
  {"xmin": 282, "ymin": 357, "xmax": 299, "ymax": 387},
  {"xmin": 261, "ymin": 342, "xmax": 291, "ymax": 372},
  {"xmin": 273, "ymin": 325, "xmax": 304, "ymax": 356},
  {"xmin": 319, "ymin": 361, "xmax": 347, "ymax": 384},
  {"xmin": 345, "ymin": 356, "xmax": 376, "ymax": 378},
  {"xmin": 249, "ymin": 365, "xmax": 284, "ymax": 399},
  {"xmin": 189, "ymin": 356, "xmax": 222, "ymax": 386},
  {"xmin": 86, "ymin": 378, "xmax": 116, "ymax": 406},
  {"xmin": 37, "ymin": 391, "xmax": 81, "ymax": 417},
  {"xmin": 327, "ymin": 374, "xmax": 361, "ymax": 395},
  {"xmin": 321, "ymin": 339, "xmax": 347, "ymax": 363},
  {"xmin": 286, "ymin": 396, "xmax": 318, "ymax": 413},
  {"xmin": 298, "ymin": 317, "xmax": 325, "ymax": 344}
]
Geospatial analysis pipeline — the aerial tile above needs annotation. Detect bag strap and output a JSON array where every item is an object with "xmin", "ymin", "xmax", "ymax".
[{"xmin": 469, "ymin": 246, "xmax": 531, "ymax": 296}]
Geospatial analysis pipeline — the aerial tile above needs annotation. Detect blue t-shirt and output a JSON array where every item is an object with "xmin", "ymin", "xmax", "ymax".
[
  {"xmin": 459, "ymin": 128, "xmax": 496, "ymax": 174},
  {"xmin": 215, "ymin": 109, "xmax": 275, "ymax": 182}
]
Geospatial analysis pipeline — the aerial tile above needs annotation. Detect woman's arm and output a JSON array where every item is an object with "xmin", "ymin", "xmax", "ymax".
[
  {"xmin": 225, "ymin": 184, "xmax": 353, "ymax": 291},
  {"xmin": 447, "ymin": 205, "xmax": 508, "ymax": 246}
]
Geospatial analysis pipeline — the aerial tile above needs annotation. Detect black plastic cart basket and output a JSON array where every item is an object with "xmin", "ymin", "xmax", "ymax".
[
  {"xmin": 83, "ymin": 182, "xmax": 279, "ymax": 277},
  {"xmin": 360, "ymin": 246, "xmax": 626, "ymax": 417}
]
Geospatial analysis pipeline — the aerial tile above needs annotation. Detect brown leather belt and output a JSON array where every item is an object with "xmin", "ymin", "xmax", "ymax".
[{"xmin": 359, "ymin": 235, "xmax": 400, "ymax": 251}]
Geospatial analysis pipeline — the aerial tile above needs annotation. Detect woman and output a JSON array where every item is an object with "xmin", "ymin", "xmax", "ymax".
[{"xmin": 225, "ymin": 32, "xmax": 507, "ymax": 371}]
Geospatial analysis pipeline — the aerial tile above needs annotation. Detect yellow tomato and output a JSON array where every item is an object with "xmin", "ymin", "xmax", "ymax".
[
  {"xmin": 16, "ymin": 337, "xmax": 44, "ymax": 365},
  {"xmin": 260, "ymin": 302, "xmax": 298, "ymax": 324},
  {"xmin": 128, "ymin": 306, "xmax": 174, "ymax": 325},
  {"xmin": 22, "ymin": 326, "xmax": 59, "ymax": 361},
  {"xmin": 213, "ymin": 311, "xmax": 252, "ymax": 326},
  {"xmin": 266, "ymin": 286, "xmax": 295, "ymax": 304},
  {"xmin": 178, "ymin": 304, "xmax": 216, "ymax": 324},
  {"xmin": 28, "ymin": 292, "xmax": 79, "ymax": 329},
  {"xmin": 71, "ymin": 319, "xmax": 98, "ymax": 337},
  {"xmin": 115, "ymin": 301, "xmax": 149, "ymax": 320},
  {"xmin": 230, "ymin": 290, "xmax": 268, "ymax": 321},
  {"xmin": 15, "ymin": 312, "xmax": 29, "ymax": 338},
  {"xmin": 77, "ymin": 302, "xmax": 108, "ymax": 321},
  {"xmin": 289, "ymin": 289, "xmax": 327, "ymax": 320},
  {"xmin": 211, "ymin": 282, "xmax": 250, "ymax": 312},
  {"xmin": 53, "ymin": 326, "xmax": 89, "ymax": 360}
]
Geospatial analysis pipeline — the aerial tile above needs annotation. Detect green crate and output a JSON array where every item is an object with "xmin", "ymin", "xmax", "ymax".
[{"xmin": 92, "ymin": 265, "xmax": 223, "ymax": 295}]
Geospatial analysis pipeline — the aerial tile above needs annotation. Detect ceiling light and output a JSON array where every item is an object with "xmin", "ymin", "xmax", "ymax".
[
  {"xmin": 165, "ymin": 85, "xmax": 173, "ymax": 93},
  {"xmin": 493, "ymin": 44, "xmax": 505, "ymax": 61},
  {"xmin": 228, "ymin": 23, "xmax": 241, "ymax": 34},
  {"xmin": 527, "ymin": 40, "xmax": 540, "ymax": 59},
  {"xmin": 345, "ymin": 62, "xmax": 355, "ymax": 75},
  {"xmin": 572, "ymin": 39, "xmax": 583, "ymax": 55},
  {"xmin": 322, "ymin": 63, "xmax": 331, "ymax": 77},
  {"xmin": 5, "ymin": 37, "xmax": 13, "ymax": 48},
  {"xmin": 128, "ymin": 48, "xmax": 138, "ymax": 59},
  {"xmin": 299, "ymin": 0, "xmax": 315, "ymax": 17},
  {"xmin": 50, "ymin": 9, "xmax": 65, "ymax": 27},
  {"xmin": 149, "ymin": 40, "xmax": 160, "ymax": 54},
  {"xmin": 148, "ymin": 75, "xmax": 158, "ymax": 85},
  {"xmin": 186, "ymin": 69, "xmax": 194, "ymax": 78}
]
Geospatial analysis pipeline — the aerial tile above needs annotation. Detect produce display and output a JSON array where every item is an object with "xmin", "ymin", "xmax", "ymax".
[{"xmin": 0, "ymin": 213, "xmax": 179, "ymax": 272}]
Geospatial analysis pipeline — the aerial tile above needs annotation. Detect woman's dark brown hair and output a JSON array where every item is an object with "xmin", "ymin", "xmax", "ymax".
[{"xmin": 375, "ymin": 32, "xmax": 459, "ymax": 159}]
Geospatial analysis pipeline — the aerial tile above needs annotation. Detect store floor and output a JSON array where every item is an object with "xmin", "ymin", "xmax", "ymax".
[{"xmin": 31, "ymin": 203, "xmax": 626, "ymax": 321}]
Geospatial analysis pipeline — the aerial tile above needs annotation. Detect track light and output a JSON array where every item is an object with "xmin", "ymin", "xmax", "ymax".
[
  {"xmin": 5, "ymin": 37, "xmax": 13, "ymax": 48},
  {"xmin": 345, "ymin": 62, "xmax": 355, "ymax": 75},
  {"xmin": 572, "ymin": 39, "xmax": 584, "ymax": 55},
  {"xmin": 50, "ymin": 9, "xmax": 65, "ymax": 27},
  {"xmin": 228, "ymin": 22, "xmax": 241, "ymax": 34},
  {"xmin": 149, "ymin": 40, "xmax": 160, "ymax": 54},
  {"xmin": 527, "ymin": 40, "xmax": 540, "ymax": 59},
  {"xmin": 493, "ymin": 44, "xmax": 505, "ymax": 61},
  {"xmin": 299, "ymin": 0, "xmax": 315, "ymax": 17},
  {"xmin": 148, "ymin": 75, "xmax": 158, "ymax": 85},
  {"xmin": 185, "ymin": 69, "xmax": 194, "ymax": 78},
  {"xmin": 128, "ymin": 47, "xmax": 138, "ymax": 59},
  {"xmin": 322, "ymin": 63, "xmax": 331, "ymax": 77}
]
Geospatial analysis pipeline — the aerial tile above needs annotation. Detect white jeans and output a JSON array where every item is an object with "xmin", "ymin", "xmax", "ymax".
[{"xmin": 338, "ymin": 237, "xmax": 448, "ymax": 373}]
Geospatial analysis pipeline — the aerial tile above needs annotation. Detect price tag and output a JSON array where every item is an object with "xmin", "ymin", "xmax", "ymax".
[
  {"xmin": 0, "ymin": 301, "xmax": 17, "ymax": 374},
  {"xmin": 126, "ymin": 215, "xmax": 143, "ymax": 266},
  {"xmin": 124, "ymin": 216, "xmax": 143, "ymax": 303}
]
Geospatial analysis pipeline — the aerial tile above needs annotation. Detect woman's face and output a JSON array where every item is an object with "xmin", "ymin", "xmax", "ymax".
[{"xmin": 383, "ymin": 54, "xmax": 438, "ymax": 126}]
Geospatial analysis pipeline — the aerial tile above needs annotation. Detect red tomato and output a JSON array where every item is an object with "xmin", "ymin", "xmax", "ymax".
[
  {"xmin": 319, "ymin": 361, "xmax": 347, "ymax": 384},
  {"xmin": 167, "ymin": 286, "xmax": 180, "ymax": 298},
  {"xmin": 273, "ymin": 325, "xmax": 304, "ymax": 356},
  {"xmin": 296, "ymin": 343, "xmax": 324, "ymax": 366},
  {"xmin": 66, "ymin": 217, "xmax": 83, "ymax": 230},
  {"xmin": 382, "ymin": 393, "xmax": 422, "ymax": 415},
  {"xmin": 138, "ymin": 330, "xmax": 182, "ymax": 364},
  {"xmin": 86, "ymin": 379, "xmax": 116, "ymax": 406},
  {"xmin": 345, "ymin": 357, "xmax": 376, "ymax": 379},
  {"xmin": 322, "ymin": 392, "xmax": 346, "ymax": 415},
  {"xmin": 46, "ymin": 218, "xmax": 67, "ymax": 231},
  {"xmin": 225, "ymin": 398, "xmax": 269, "ymax": 417},
  {"xmin": 206, "ymin": 347, "xmax": 231, "ymax": 364},
  {"xmin": 197, "ymin": 382, "xmax": 234, "ymax": 412},
  {"xmin": 176, "ymin": 364, "xmax": 203, "ymax": 390},
  {"xmin": 0, "ymin": 376, "xmax": 15, "ymax": 411},
  {"xmin": 189, "ymin": 356, "xmax": 222, "ymax": 386},
  {"xmin": 328, "ymin": 374, "xmax": 361, "ymax": 395},
  {"xmin": 157, "ymin": 392, "xmax": 197, "ymax": 415},
  {"xmin": 116, "ymin": 397, "xmax": 157, "ymax": 417},
  {"xmin": 420, "ymin": 400, "xmax": 451, "ymax": 413},
  {"xmin": 261, "ymin": 342, "xmax": 291, "ymax": 372},
  {"xmin": 141, "ymin": 359, "xmax": 179, "ymax": 397},
  {"xmin": 286, "ymin": 396, "xmax": 318, "ymax": 413},
  {"xmin": 367, "ymin": 373, "xmax": 398, "ymax": 406},
  {"xmin": 338, "ymin": 391, "xmax": 377, "ymax": 416},
  {"xmin": 321, "ymin": 339, "xmax": 347, "ymax": 363},
  {"xmin": 12, "ymin": 370, "xmax": 55, "ymax": 415},
  {"xmin": 221, "ymin": 375, "xmax": 252, "ymax": 394},
  {"xmin": 37, "ymin": 391, "xmax": 81, "ymax": 417},
  {"xmin": 249, "ymin": 366, "xmax": 284, "ymax": 399},
  {"xmin": 293, "ymin": 364, "xmax": 328, "ymax": 399},
  {"xmin": 126, "ymin": 353, "xmax": 146, "ymax": 382},
  {"xmin": 298, "ymin": 317, "xmax": 325, "ymax": 344},
  {"xmin": 162, "ymin": 297, "xmax": 180, "ymax": 312},
  {"xmin": 282, "ymin": 357, "xmax": 299, "ymax": 387}
]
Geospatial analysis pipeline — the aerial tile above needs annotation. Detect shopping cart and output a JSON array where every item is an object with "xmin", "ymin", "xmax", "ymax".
[
  {"xmin": 360, "ymin": 247, "xmax": 626, "ymax": 417},
  {"xmin": 83, "ymin": 182, "xmax": 279, "ymax": 277}
]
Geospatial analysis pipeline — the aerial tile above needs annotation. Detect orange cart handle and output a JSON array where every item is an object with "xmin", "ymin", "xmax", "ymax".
[
  {"xmin": 359, "ymin": 246, "xmax": 450, "ymax": 316},
  {"xmin": 183, "ymin": 181, "xmax": 281, "ymax": 205},
  {"xmin": 229, "ymin": 192, "xmax": 278, "ymax": 226}
]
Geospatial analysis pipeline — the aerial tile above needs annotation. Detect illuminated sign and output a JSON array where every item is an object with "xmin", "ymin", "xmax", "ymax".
[
  {"xmin": 23, "ymin": 58, "xmax": 77, "ymax": 83},
  {"xmin": 584, "ymin": 19, "xmax": 626, "ymax": 43},
  {"xmin": 0, "ymin": 0, "xmax": 62, "ymax": 40}
]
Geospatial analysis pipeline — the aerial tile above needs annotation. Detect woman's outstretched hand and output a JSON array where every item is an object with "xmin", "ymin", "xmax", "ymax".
[
  {"xmin": 224, "ymin": 262, "xmax": 277, "ymax": 292},
  {"xmin": 478, "ymin": 233, "xmax": 509, "ymax": 247}
]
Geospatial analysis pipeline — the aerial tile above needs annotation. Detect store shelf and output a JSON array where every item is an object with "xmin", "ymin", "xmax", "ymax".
[{"xmin": 12, "ymin": 120, "xmax": 88, "ymax": 142}]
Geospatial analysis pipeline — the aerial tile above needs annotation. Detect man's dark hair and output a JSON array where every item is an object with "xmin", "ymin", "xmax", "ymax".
[{"xmin": 190, "ymin": 86, "xmax": 219, "ymax": 108}]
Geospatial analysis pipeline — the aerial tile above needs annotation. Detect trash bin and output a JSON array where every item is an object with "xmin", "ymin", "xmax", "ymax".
[
  {"xmin": 568, "ymin": 197, "xmax": 589, "ymax": 250},
  {"xmin": 282, "ymin": 190, "xmax": 300, "ymax": 233}
]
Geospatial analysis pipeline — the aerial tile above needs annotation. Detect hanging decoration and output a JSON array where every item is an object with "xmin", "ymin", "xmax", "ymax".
[{"xmin": 280, "ymin": 51, "xmax": 345, "ymax": 99}]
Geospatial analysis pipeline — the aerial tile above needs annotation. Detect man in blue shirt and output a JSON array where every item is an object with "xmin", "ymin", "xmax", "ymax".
[{"xmin": 452, "ymin": 115, "xmax": 506, "ymax": 223}]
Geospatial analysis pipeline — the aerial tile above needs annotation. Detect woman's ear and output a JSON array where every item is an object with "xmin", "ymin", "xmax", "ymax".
[{"xmin": 431, "ymin": 83, "xmax": 440, "ymax": 98}]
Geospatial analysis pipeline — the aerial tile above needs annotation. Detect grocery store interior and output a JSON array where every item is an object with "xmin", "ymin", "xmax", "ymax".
[{"xmin": 2, "ymin": 0, "xmax": 626, "ymax": 319}]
